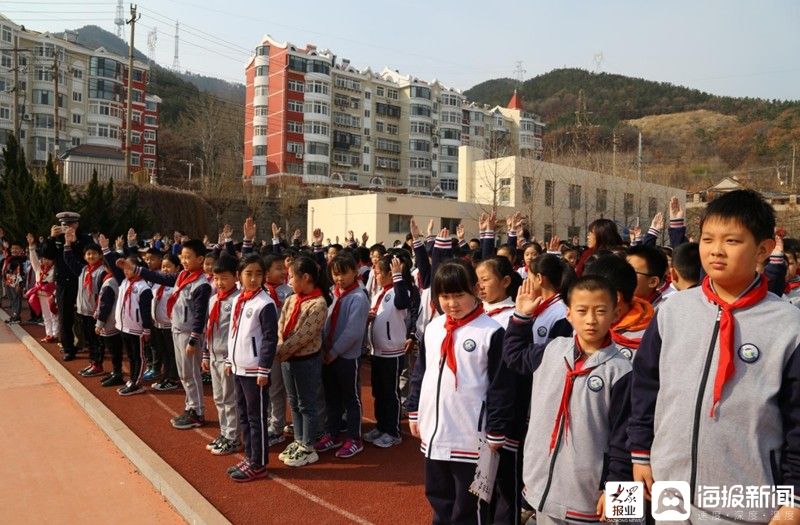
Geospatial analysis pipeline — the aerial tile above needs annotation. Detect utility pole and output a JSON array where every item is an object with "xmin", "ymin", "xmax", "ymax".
[
  {"xmin": 792, "ymin": 143, "xmax": 796, "ymax": 191},
  {"xmin": 125, "ymin": 4, "xmax": 140, "ymax": 178},
  {"xmin": 637, "ymin": 131, "xmax": 643, "ymax": 182},
  {"xmin": 12, "ymin": 35, "xmax": 20, "ymax": 139},
  {"xmin": 52, "ymin": 53, "xmax": 60, "ymax": 160}
]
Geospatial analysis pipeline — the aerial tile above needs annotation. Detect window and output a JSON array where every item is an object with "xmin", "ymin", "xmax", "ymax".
[
  {"xmin": 253, "ymin": 145, "xmax": 266, "ymax": 156},
  {"xmin": 375, "ymin": 156, "xmax": 400, "ymax": 171},
  {"xmin": 375, "ymin": 138, "xmax": 401, "ymax": 153},
  {"xmin": 624, "ymin": 193, "xmax": 635, "ymax": 217},
  {"xmin": 254, "ymin": 85, "xmax": 269, "ymax": 96},
  {"xmin": 71, "ymin": 136, "xmax": 81, "ymax": 146},
  {"xmin": 440, "ymin": 145, "xmax": 458, "ymax": 158},
  {"xmin": 144, "ymin": 115, "xmax": 157, "ymax": 126},
  {"xmin": 73, "ymin": 69, "xmax": 83, "ymax": 79},
  {"xmin": 303, "ymin": 121, "xmax": 329, "ymax": 136},
  {"xmin": 648, "ymin": 197, "xmax": 658, "ymax": 219},
  {"xmin": 409, "ymin": 139, "xmax": 431, "ymax": 152},
  {"xmin": 440, "ymin": 111, "xmax": 460, "ymax": 124},
  {"xmin": 0, "ymin": 104, "xmax": 9, "ymax": 120},
  {"xmin": 34, "ymin": 114, "xmax": 54, "ymax": 129},
  {"xmin": 596, "ymin": 189, "xmax": 607, "ymax": 213},
  {"xmin": 144, "ymin": 144, "xmax": 156, "ymax": 155},
  {"xmin": 441, "ymin": 128, "xmax": 460, "ymax": 141},
  {"xmin": 131, "ymin": 152, "xmax": 140, "ymax": 166},
  {"xmin": 306, "ymin": 60, "xmax": 330, "ymax": 75},
  {"xmin": 254, "ymin": 105, "xmax": 268, "ymax": 116},
  {"xmin": 287, "ymin": 100, "xmax": 303, "ymax": 113},
  {"xmin": 287, "ymin": 141, "xmax": 303, "ymax": 154},
  {"xmin": 387, "ymin": 124, "xmax": 398, "ymax": 135},
  {"xmin": 132, "ymin": 111, "xmax": 142, "ymax": 123},
  {"xmin": 144, "ymin": 130, "xmax": 156, "ymax": 141},
  {"xmin": 334, "ymin": 76, "xmax": 360, "ymax": 91},
  {"xmin": 569, "ymin": 184, "xmax": 582, "ymax": 210},
  {"xmin": 387, "ymin": 89, "xmax": 398, "ymax": 100},
  {"xmin": 440, "ymin": 217, "xmax": 460, "ymax": 231},
  {"xmin": 72, "ymin": 113, "xmax": 81, "ymax": 124},
  {"xmin": 545, "ymin": 180, "xmax": 554, "ymax": 207},
  {"xmin": 306, "ymin": 162, "xmax": 328, "ymax": 176},
  {"xmin": 376, "ymin": 86, "xmax": 384, "ymax": 97},
  {"xmin": 410, "ymin": 121, "xmax": 431, "ymax": 135},
  {"xmin": 440, "ymin": 179, "xmax": 457, "ymax": 191},
  {"xmin": 1, "ymin": 26, "xmax": 11, "ymax": 43},
  {"xmin": 499, "ymin": 178, "xmax": 511, "ymax": 205},
  {"xmin": 568, "ymin": 226, "xmax": 581, "ymax": 240},
  {"xmin": 286, "ymin": 162, "xmax": 303, "ymax": 174},
  {"xmin": 333, "ymin": 112, "xmax": 360, "ymax": 128},
  {"xmin": 72, "ymin": 91, "xmax": 82, "ymax": 102},
  {"xmin": 131, "ymin": 132, "xmax": 141, "ymax": 145},
  {"xmin": 305, "ymin": 141, "xmax": 329, "ymax": 156},
  {"xmin": 389, "ymin": 214, "xmax": 411, "ymax": 233},
  {"xmin": 287, "ymin": 55, "xmax": 307, "ymax": 72},
  {"xmin": 131, "ymin": 89, "xmax": 143, "ymax": 103},
  {"xmin": 441, "ymin": 93, "xmax": 460, "ymax": 106},
  {"xmin": 305, "ymin": 80, "xmax": 329, "ymax": 95},
  {"xmin": 256, "ymin": 45, "xmax": 269, "ymax": 56},
  {"xmin": 89, "ymin": 78, "xmax": 117, "ymax": 100},
  {"xmin": 132, "ymin": 69, "xmax": 144, "ymax": 82},
  {"xmin": 410, "ymin": 104, "xmax": 431, "ymax": 117},
  {"xmin": 287, "ymin": 120, "xmax": 303, "ymax": 133},
  {"xmin": 144, "ymin": 159, "xmax": 156, "ymax": 169},
  {"xmin": 1, "ymin": 52, "xmax": 10, "ymax": 69},
  {"xmin": 375, "ymin": 102, "xmax": 400, "ymax": 118},
  {"xmin": 255, "ymin": 65, "xmax": 268, "ymax": 76},
  {"xmin": 410, "ymin": 86, "xmax": 431, "ymax": 100},
  {"xmin": 544, "ymin": 224, "xmax": 553, "ymax": 243},
  {"xmin": 409, "ymin": 157, "xmax": 431, "ymax": 170},
  {"xmin": 33, "ymin": 89, "xmax": 52, "ymax": 105},
  {"xmin": 253, "ymin": 125, "xmax": 267, "ymax": 136},
  {"xmin": 522, "ymin": 177, "xmax": 533, "ymax": 201}
]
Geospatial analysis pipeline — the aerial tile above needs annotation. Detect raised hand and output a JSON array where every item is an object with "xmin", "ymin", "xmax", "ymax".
[
  {"xmin": 669, "ymin": 196, "xmax": 683, "ymax": 221},
  {"xmin": 26, "ymin": 233, "xmax": 35, "ymax": 247},
  {"xmin": 426, "ymin": 219, "xmax": 435, "ymax": 237},
  {"xmin": 774, "ymin": 228, "xmax": 785, "ymax": 255},
  {"xmin": 456, "ymin": 223, "xmax": 465, "ymax": 242},
  {"xmin": 202, "ymin": 234, "xmax": 209, "ymax": 246},
  {"xmin": 439, "ymin": 228, "xmax": 449, "ymax": 239},
  {"xmin": 221, "ymin": 223, "xmax": 233, "ymax": 240},
  {"xmin": 243, "ymin": 217, "xmax": 256, "ymax": 241},
  {"xmin": 410, "ymin": 218, "xmax": 421, "ymax": 239},
  {"xmin": 361, "ymin": 231, "xmax": 369, "ymax": 245},
  {"xmin": 478, "ymin": 212, "xmax": 487, "ymax": 232},
  {"xmin": 313, "ymin": 228, "xmax": 324, "ymax": 244},
  {"xmin": 127, "ymin": 228, "xmax": 137, "ymax": 244},
  {"xmin": 515, "ymin": 278, "xmax": 543, "ymax": 316},
  {"xmin": 64, "ymin": 227, "xmax": 77, "ymax": 244},
  {"xmin": 293, "ymin": 229, "xmax": 302, "ymax": 241},
  {"xmin": 548, "ymin": 235, "xmax": 561, "ymax": 252},
  {"xmin": 50, "ymin": 225, "xmax": 61, "ymax": 238},
  {"xmin": 347, "ymin": 230, "xmax": 355, "ymax": 243},
  {"xmin": 390, "ymin": 255, "xmax": 403, "ymax": 274},
  {"xmin": 630, "ymin": 226, "xmax": 642, "ymax": 242},
  {"xmin": 651, "ymin": 212, "xmax": 664, "ymax": 231},
  {"xmin": 115, "ymin": 236, "xmax": 124, "ymax": 251},
  {"xmin": 271, "ymin": 222, "xmax": 282, "ymax": 239},
  {"xmin": 98, "ymin": 234, "xmax": 109, "ymax": 250}
]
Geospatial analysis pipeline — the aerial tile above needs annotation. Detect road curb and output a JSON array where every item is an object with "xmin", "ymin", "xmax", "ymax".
[{"xmin": 2, "ymin": 312, "xmax": 231, "ymax": 525}]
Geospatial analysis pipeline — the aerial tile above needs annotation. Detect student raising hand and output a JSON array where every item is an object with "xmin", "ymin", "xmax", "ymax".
[{"xmin": 515, "ymin": 278, "xmax": 543, "ymax": 316}]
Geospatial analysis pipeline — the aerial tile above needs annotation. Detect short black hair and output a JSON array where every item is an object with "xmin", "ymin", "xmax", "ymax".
[
  {"xmin": 181, "ymin": 239, "xmax": 207, "ymax": 257},
  {"xmin": 627, "ymin": 245, "xmax": 668, "ymax": 283},
  {"xmin": 163, "ymin": 253, "xmax": 180, "ymax": 268},
  {"xmin": 672, "ymin": 242, "xmax": 701, "ymax": 284},
  {"xmin": 353, "ymin": 246, "xmax": 371, "ymax": 265},
  {"xmin": 701, "ymin": 189, "xmax": 775, "ymax": 243},
  {"xmin": 84, "ymin": 242, "xmax": 102, "ymax": 255},
  {"xmin": 263, "ymin": 254, "xmax": 284, "ymax": 272},
  {"xmin": 329, "ymin": 253, "xmax": 357, "ymax": 275},
  {"xmin": 238, "ymin": 253, "xmax": 266, "ymax": 274},
  {"xmin": 213, "ymin": 253, "xmax": 238, "ymax": 275},
  {"xmin": 432, "ymin": 259, "xmax": 478, "ymax": 301},
  {"xmin": 476, "ymin": 256, "xmax": 521, "ymax": 300},
  {"xmin": 531, "ymin": 253, "xmax": 575, "ymax": 297},
  {"xmin": 584, "ymin": 254, "xmax": 637, "ymax": 304},
  {"xmin": 566, "ymin": 275, "xmax": 618, "ymax": 307},
  {"xmin": 369, "ymin": 244, "xmax": 387, "ymax": 257}
]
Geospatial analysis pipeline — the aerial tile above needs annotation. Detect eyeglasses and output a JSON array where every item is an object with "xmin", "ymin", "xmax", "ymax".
[{"xmin": 635, "ymin": 271, "xmax": 658, "ymax": 278}]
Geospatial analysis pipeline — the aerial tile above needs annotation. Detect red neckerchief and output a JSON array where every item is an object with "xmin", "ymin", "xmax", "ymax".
[
  {"xmin": 658, "ymin": 275, "xmax": 672, "ymax": 294},
  {"xmin": 325, "ymin": 282, "xmax": 360, "ymax": 350},
  {"xmin": 155, "ymin": 283, "xmax": 166, "ymax": 302},
  {"xmin": 83, "ymin": 261, "xmax": 103, "ymax": 298},
  {"xmin": 701, "ymin": 274, "xmax": 767, "ymax": 417},
  {"xmin": 282, "ymin": 288, "xmax": 323, "ymax": 341},
  {"xmin": 549, "ymin": 336, "xmax": 609, "ymax": 452},
  {"xmin": 647, "ymin": 289, "xmax": 662, "ymax": 306},
  {"xmin": 266, "ymin": 282, "xmax": 283, "ymax": 308},
  {"xmin": 39, "ymin": 262, "xmax": 53, "ymax": 283},
  {"xmin": 370, "ymin": 284, "xmax": 393, "ymax": 315},
  {"xmin": 486, "ymin": 305, "xmax": 514, "ymax": 317},
  {"xmin": 231, "ymin": 288, "xmax": 261, "ymax": 337},
  {"xmin": 123, "ymin": 276, "xmax": 142, "ymax": 314},
  {"xmin": 610, "ymin": 297, "xmax": 654, "ymax": 350},
  {"xmin": 785, "ymin": 277, "xmax": 800, "ymax": 294},
  {"xmin": 166, "ymin": 270, "xmax": 203, "ymax": 318},
  {"xmin": 207, "ymin": 287, "xmax": 238, "ymax": 342},
  {"xmin": 441, "ymin": 304, "xmax": 484, "ymax": 388},
  {"xmin": 533, "ymin": 293, "xmax": 561, "ymax": 318}
]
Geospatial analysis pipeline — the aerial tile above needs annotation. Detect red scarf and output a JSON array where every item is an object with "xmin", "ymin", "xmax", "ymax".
[
  {"xmin": 441, "ymin": 304, "xmax": 485, "ymax": 388},
  {"xmin": 207, "ymin": 287, "xmax": 238, "ymax": 342},
  {"xmin": 610, "ymin": 297, "xmax": 654, "ymax": 350},
  {"xmin": 486, "ymin": 305, "xmax": 514, "ymax": 317},
  {"xmin": 371, "ymin": 284, "xmax": 393, "ymax": 315},
  {"xmin": 785, "ymin": 278, "xmax": 800, "ymax": 294},
  {"xmin": 123, "ymin": 276, "xmax": 141, "ymax": 314},
  {"xmin": 83, "ymin": 261, "xmax": 103, "ymax": 298},
  {"xmin": 166, "ymin": 270, "xmax": 203, "ymax": 318},
  {"xmin": 39, "ymin": 262, "xmax": 53, "ymax": 284},
  {"xmin": 155, "ymin": 284, "xmax": 166, "ymax": 302},
  {"xmin": 266, "ymin": 282, "xmax": 284, "ymax": 308},
  {"xmin": 533, "ymin": 293, "xmax": 561, "ymax": 318},
  {"xmin": 701, "ymin": 275, "xmax": 768, "ymax": 418},
  {"xmin": 549, "ymin": 337, "xmax": 606, "ymax": 452},
  {"xmin": 231, "ymin": 288, "xmax": 261, "ymax": 337},
  {"xmin": 325, "ymin": 282, "xmax": 360, "ymax": 350},
  {"xmin": 282, "ymin": 288, "xmax": 323, "ymax": 341}
]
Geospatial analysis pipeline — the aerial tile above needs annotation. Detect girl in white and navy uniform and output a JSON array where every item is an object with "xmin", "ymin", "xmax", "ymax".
[
  {"xmin": 150, "ymin": 254, "xmax": 180, "ymax": 391},
  {"xmin": 95, "ymin": 259, "xmax": 124, "ymax": 387},
  {"xmin": 224, "ymin": 254, "xmax": 278, "ymax": 483},
  {"xmin": 114, "ymin": 257, "xmax": 154, "ymax": 396},
  {"xmin": 365, "ymin": 254, "xmax": 412, "ymax": 448},
  {"xmin": 407, "ymin": 259, "xmax": 514, "ymax": 525},
  {"xmin": 528, "ymin": 254, "xmax": 573, "ymax": 344}
]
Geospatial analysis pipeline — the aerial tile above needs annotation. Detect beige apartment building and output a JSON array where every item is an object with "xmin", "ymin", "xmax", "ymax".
[{"xmin": 309, "ymin": 146, "xmax": 685, "ymax": 246}]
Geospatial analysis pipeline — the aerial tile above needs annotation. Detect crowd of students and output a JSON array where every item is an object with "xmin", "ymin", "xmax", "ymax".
[{"xmin": 3, "ymin": 188, "xmax": 800, "ymax": 524}]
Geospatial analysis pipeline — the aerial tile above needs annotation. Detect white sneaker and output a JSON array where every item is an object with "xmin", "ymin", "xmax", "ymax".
[
  {"xmin": 363, "ymin": 428, "xmax": 383, "ymax": 443},
  {"xmin": 283, "ymin": 444, "xmax": 319, "ymax": 467},
  {"xmin": 279, "ymin": 441, "xmax": 300, "ymax": 462},
  {"xmin": 372, "ymin": 433, "xmax": 402, "ymax": 448}
]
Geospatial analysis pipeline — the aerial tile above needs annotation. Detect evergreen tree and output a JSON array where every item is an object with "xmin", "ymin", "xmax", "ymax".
[
  {"xmin": 34, "ymin": 155, "xmax": 70, "ymax": 234},
  {"xmin": 0, "ymin": 135, "xmax": 41, "ymax": 241}
]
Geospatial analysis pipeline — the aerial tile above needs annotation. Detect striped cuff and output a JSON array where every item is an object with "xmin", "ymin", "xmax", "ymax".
[
  {"xmin": 257, "ymin": 367, "xmax": 270, "ymax": 379},
  {"xmin": 408, "ymin": 411, "xmax": 418, "ymax": 422},
  {"xmin": 508, "ymin": 232, "xmax": 517, "ymax": 238},
  {"xmin": 64, "ymin": 245, "xmax": 72, "ymax": 252},
  {"xmin": 647, "ymin": 227, "xmax": 660, "ymax": 237},
  {"xmin": 669, "ymin": 218, "xmax": 685, "ymax": 228},
  {"xmin": 481, "ymin": 230, "xmax": 495, "ymax": 239},
  {"xmin": 434, "ymin": 236, "xmax": 451, "ymax": 249},
  {"xmin": 313, "ymin": 246, "xmax": 325, "ymax": 254},
  {"xmin": 547, "ymin": 250, "xmax": 560, "ymax": 255},
  {"xmin": 769, "ymin": 255, "xmax": 786, "ymax": 265},
  {"xmin": 413, "ymin": 239, "xmax": 424, "ymax": 249},
  {"xmin": 202, "ymin": 352, "xmax": 210, "ymax": 361},
  {"xmin": 134, "ymin": 266, "xmax": 142, "ymax": 276},
  {"xmin": 458, "ymin": 240, "xmax": 467, "ymax": 249},
  {"xmin": 243, "ymin": 239, "xmax": 254, "ymax": 248},
  {"xmin": 141, "ymin": 329, "xmax": 151, "ymax": 337},
  {"xmin": 102, "ymin": 248, "xmax": 112, "ymax": 255},
  {"xmin": 631, "ymin": 450, "xmax": 651, "ymax": 464},
  {"xmin": 271, "ymin": 238, "xmax": 280, "ymax": 245},
  {"xmin": 486, "ymin": 433, "xmax": 505, "ymax": 446},
  {"xmin": 392, "ymin": 272, "xmax": 403, "ymax": 283},
  {"xmin": 511, "ymin": 311, "xmax": 532, "ymax": 323}
]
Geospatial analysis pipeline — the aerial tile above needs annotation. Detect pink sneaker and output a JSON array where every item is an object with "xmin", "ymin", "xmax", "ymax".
[
  {"xmin": 335, "ymin": 438, "xmax": 364, "ymax": 459},
  {"xmin": 313, "ymin": 433, "xmax": 342, "ymax": 453}
]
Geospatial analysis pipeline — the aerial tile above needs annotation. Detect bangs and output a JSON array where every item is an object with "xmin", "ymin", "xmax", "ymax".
[{"xmin": 432, "ymin": 260, "xmax": 477, "ymax": 298}]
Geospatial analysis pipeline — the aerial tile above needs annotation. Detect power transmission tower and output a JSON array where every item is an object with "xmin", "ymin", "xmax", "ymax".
[
  {"xmin": 592, "ymin": 52, "xmax": 604, "ymax": 73},
  {"xmin": 147, "ymin": 27, "xmax": 157, "ymax": 64},
  {"xmin": 513, "ymin": 61, "xmax": 526, "ymax": 86},
  {"xmin": 125, "ymin": 4, "xmax": 141, "ymax": 177},
  {"xmin": 114, "ymin": 0, "xmax": 125, "ymax": 38},
  {"xmin": 172, "ymin": 21, "xmax": 180, "ymax": 70}
]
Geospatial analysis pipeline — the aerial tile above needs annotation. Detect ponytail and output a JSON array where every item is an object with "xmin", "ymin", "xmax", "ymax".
[{"xmin": 291, "ymin": 255, "xmax": 333, "ymax": 305}]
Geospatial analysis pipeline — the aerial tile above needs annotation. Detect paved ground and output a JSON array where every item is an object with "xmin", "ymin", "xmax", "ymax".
[{"xmin": 0, "ymin": 321, "xmax": 184, "ymax": 525}]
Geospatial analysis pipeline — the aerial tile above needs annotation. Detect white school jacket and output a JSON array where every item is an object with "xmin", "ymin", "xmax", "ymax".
[
  {"xmin": 532, "ymin": 296, "xmax": 568, "ymax": 344},
  {"xmin": 115, "ymin": 279, "xmax": 150, "ymax": 335},
  {"xmin": 77, "ymin": 264, "xmax": 105, "ymax": 316},
  {"xmin": 484, "ymin": 297, "xmax": 516, "ymax": 328},
  {"xmin": 151, "ymin": 283, "xmax": 173, "ymax": 329},
  {"xmin": 226, "ymin": 290, "xmax": 275, "ymax": 378},
  {"xmin": 416, "ymin": 312, "xmax": 503, "ymax": 463},
  {"xmin": 370, "ymin": 279, "xmax": 409, "ymax": 357}
]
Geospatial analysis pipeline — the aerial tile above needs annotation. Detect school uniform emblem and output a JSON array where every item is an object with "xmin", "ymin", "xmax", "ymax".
[
  {"xmin": 245, "ymin": 308, "xmax": 253, "ymax": 318},
  {"xmin": 738, "ymin": 344, "xmax": 760, "ymax": 363},
  {"xmin": 587, "ymin": 375, "xmax": 604, "ymax": 392},
  {"xmin": 223, "ymin": 303, "xmax": 232, "ymax": 312},
  {"xmin": 619, "ymin": 347, "xmax": 633, "ymax": 360},
  {"xmin": 537, "ymin": 326, "xmax": 548, "ymax": 338},
  {"xmin": 384, "ymin": 295, "xmax": 391, "ymax": 303},
  {"xmin": 463, "ymin": 339, "xmax": 477, "ymax": 352}
]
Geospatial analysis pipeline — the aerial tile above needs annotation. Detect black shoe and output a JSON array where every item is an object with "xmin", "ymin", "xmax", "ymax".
[
  {"xmin": 63, "ymin": 353, "xmax": 77, "ymax": 362},
  {"xmin": 171, "ymin": 409, "xmax": 204, "ymax": 429},
  {"xmin": 117, "ymin": 382, "xmax": 145, "ymax": 396},
  {"xmin": 101, "ymin": 372, "xmax": 125, "ymax": 387},
  {"xmin": 201, "ymin": 372, "xmax": 212, "ymax": 384}
]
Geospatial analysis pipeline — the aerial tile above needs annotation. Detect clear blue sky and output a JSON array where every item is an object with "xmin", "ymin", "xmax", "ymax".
[{"xmin": 8, "ymin": 0, "xmax": 799, "ymax": 100}]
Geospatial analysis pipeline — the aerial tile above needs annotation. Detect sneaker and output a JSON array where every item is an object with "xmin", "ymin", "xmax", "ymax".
[
  {"xmin": 117, "ymin": 382, "xmax": 145, "ymax": 396},
  {"xmin": 335, "ymin": 438, "xmax": 364, "ymax": 459},
  {"xmin": 142, "ymin": 367, "xmax": 157, "ymax": 381},
  {"xmin": 313, "ymin": 433, "xmax": 342, "ymax": 453},
  {"xmin": 362, "ymin": 428, "xmax": 383, "ymax": 443},
  {"xmin": 171, "ymin": 409, "xmax": 204, "ymax": 429},
  {"xmin": 372, "ymin": 433, "xmax": 402, "ymax": 448},
  {"xmin": 201, "ymin": 372, "xmax": 212, "ymax": 384},
  {"xmin": 152, "ymin": 379, "xmax": 180, "ymax": 391},
  {"xmin": 227, "ymin": 458, "xmax": 249, "ymax": 475},
  {"xmin": 4, "ymin": 316, "xmax": 20, "ymax": 324},
  {"xmin": 79, "ymin": 364, "xmax": 94, "ymax": 374},
  {"xmin": 101, "ymin": 372, "xmax": 125, "ymax": 387},
  {"xmin": 283, "ymin": 424, "xmax": 294, "ymax": 435},
  {"xmin": 268, "ymin": 433, "xmax": 286, "ymax": 447},
  {"xmin": 206, "ymin": 435, "xmax": 224, "ymax": 451},
  {"xmin": 80, "ymin": 363, "xmax": 104, "ymax": 377},
  {"xmin": 278, "ymin": 441, "xmax": 300, "ymax": 462},
  {"xmin": 283, "ymin": 444, "xmax": 319, "ymax": 467},
  {"xmin": 229, "ymin": 462, "xmax": 267, "ymax": 482},
  {"xmin": 212, "ymin": 438, "xmax": 242, "ymax": 456}
]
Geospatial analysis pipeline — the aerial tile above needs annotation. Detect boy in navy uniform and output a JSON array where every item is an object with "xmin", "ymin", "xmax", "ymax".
[{"xmin": 629, "ymin": 189, "xmax": 800, "ymax": 522}]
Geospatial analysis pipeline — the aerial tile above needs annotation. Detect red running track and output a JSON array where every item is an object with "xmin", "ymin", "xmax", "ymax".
[{"xmin": 16, "ymin": 318, "xmax": 431, "ymax": 524}]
